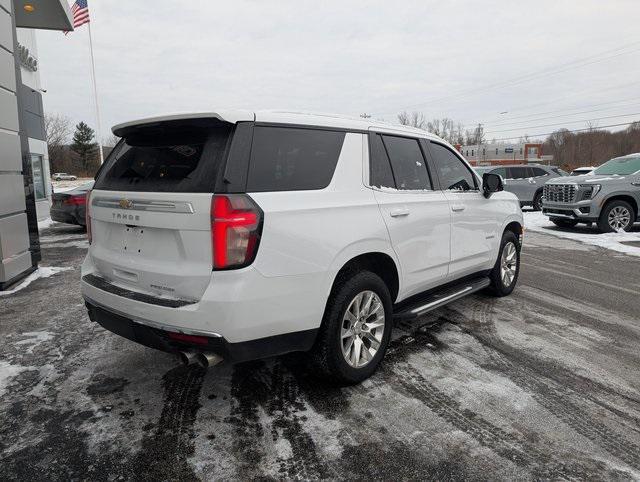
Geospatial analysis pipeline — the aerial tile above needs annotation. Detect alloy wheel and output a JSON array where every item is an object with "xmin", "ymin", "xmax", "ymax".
[
  {"xmin": 608, "ymin": 206, "xmax": 631, "ymax": 231},
  {"xmin": 341, "ymin": 290, "xmax": 385, "ymax": 368},
  {"xmin": 500, "ymin": 242, "xmax": 518, "ymax": 288}
]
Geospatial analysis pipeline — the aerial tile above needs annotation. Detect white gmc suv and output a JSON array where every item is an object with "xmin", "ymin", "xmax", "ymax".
[{"xmin": 81, "ymin": 111, "xmax": 523, "ymax": 383}]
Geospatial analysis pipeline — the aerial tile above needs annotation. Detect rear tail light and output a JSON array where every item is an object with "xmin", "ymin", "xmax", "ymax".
[
  {"xmin": 85, "ymin": 191, "xmax": 92, "ymax": 244},
  {"xmin": 211, "ymin": 194, "xmax": 263, "ymax": 270},
  {"xmin": 64, "ymin": 195, "xmax": 87, "ymax": 205}
]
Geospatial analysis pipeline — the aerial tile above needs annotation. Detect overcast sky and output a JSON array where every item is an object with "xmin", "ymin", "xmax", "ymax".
[{"xmin": 34, "ymin": 0, "xmax": 640, "ymax": 143}]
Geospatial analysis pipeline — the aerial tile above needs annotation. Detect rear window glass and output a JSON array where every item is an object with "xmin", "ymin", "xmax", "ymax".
[
  {"xmin": 94, "ymin": 121, "xmax": 232, "ymax": 193},
  {"xmin": 247, "ymin": 127, "xmax": 345, "ymax": 192}
]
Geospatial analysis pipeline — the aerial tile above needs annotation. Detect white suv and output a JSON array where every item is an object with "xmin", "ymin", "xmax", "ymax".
[{"xmin": 81, "ymin": 111, "xmax": 523, "ymax": 383}]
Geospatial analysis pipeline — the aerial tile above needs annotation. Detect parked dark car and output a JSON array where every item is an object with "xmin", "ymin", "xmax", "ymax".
[{"xmin": 50, "ymin": 181, "xmax": 94, "ymax": 226}]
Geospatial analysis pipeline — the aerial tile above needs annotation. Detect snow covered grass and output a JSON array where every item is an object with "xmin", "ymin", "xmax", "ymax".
[
  {"xmin": 52, "ymin": 178, "xmax": 93, "ymax": 193},
  {"xmin": 524, "ymin": 211, "xmax": 640, "ymax": 257},
  {"xmin": 0, "ymin": 267, "xmax": 73, "ymax": 296}
]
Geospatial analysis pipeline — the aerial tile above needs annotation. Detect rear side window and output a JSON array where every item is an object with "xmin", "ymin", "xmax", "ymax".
[
  {"xmin": 95, "ymin": 121, "xmax": 232, "ymax": 193},
  {"xmin": 531, "ymin": 167, "xmax": 548, "ymax": 177},
  {"xmin": 381, "ymin": 135, "xmax": 432, "ymax": 190},
  {"xmin": 247, "ymin": 127, "xmax": 345, "ymax": 192},
  {"xmin": 429, "ymin": 142, "xmax": 478, "ymax": 191},
  {"xmin": 507, "ymin": 167, "xmax": 531, "ymax": 179}
]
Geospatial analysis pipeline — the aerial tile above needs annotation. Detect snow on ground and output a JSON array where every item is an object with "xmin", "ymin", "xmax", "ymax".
[
  {"xmin": 0, "ymin": 360, "xmax": 33, "ymax": 397},
  {"xmin": 37, "ymin": 217, "xmax": 56, "ymax": 230},
  {"xmin": 52, "ymin": 178, "xmax": 93, "ymax": 193},
  {"xmin": 0, "ymin": 267, "xmax": 73, "ymax": 297},
  {"xmin": 524, "ymin": 211, "xmax": 640, "ymax": 257}
]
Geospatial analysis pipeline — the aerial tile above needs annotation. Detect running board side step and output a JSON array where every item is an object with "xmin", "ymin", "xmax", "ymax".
[{"xmin": 393, "ymin": 276, "xmax": 491, "ymax": 321}]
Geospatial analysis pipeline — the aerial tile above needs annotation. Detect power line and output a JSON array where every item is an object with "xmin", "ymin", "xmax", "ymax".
[
  {"xmin": 490, "ymin": 121, "xmax": 638, "ymax": 142},
  {"xmin": 462, "ymin": 95, "xmax": 640, "ymax": 128},
  {"xmin": 470, "ymin": 100, "xmax": 640, "ymax": 130},
  {"xmin": 374, "ymin": 40, "xmax": 640, "ymax": 115},
  {"xmin": 484, "ymin": 112, "xmax": 640, "ymax": 134}
]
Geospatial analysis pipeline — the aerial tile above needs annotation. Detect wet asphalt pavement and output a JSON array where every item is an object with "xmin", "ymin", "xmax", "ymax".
[{"xmin": 1, "ymin": 223, "xmax": 640, "ymax": 481}]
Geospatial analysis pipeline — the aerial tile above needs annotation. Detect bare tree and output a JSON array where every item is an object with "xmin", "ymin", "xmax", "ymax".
[
  {"xmin": 44, "ymin": 114, "xmax": 72, "ymax": 172},
  {"xmin": 397, "ymin": 111, "xmax": 426, "ymax": 129},
  {"xmin": 103, "ymin": 133, "xmax": 120, "ymax": 147}
]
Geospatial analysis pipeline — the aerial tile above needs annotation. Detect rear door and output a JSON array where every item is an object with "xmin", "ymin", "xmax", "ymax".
[
  {"xmin": 425, "ymin": 141, "xmax": 499, "ymax": 278},
  {"xmin": 505, "ymin": 166, "xmax": 534, "ymax": 202},
  {"xmin": 88, "ymin": 118, "xmax": 236, "ymax": 302},
  {"xmin": 369, "ymin": 132, "xmax": 450, "ymax": 297}
]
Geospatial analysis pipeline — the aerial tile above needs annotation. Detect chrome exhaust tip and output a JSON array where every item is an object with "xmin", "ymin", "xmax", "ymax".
[
  {"xmin": 178, "ymin": 351, "xmax": 198, "ymax": 366},
  {"xmin": 195, "ymin": 352, "xmax": 223, "ymax": 369}
]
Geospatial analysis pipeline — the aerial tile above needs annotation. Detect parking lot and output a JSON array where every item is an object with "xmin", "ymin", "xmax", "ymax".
[{"xmin": 1, "ymin": 222, "xmax": 640, "ymax": 480}]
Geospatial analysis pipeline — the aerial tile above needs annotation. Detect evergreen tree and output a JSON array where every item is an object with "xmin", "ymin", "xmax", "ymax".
[{"xmin": 71, "ymin": 121, "xmax": 98, "ymax": 172}]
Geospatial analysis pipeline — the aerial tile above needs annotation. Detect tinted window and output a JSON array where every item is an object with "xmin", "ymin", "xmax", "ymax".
[
  {"xmin": 490, "ymin": 167, "xmax": 507, "ymax": 178},
  {"xmin": 95, "ymin": 122, "xmax": 232, "ymax": 193},
  {"xmin": 507, "ymin": 167, "xmax": 531, "ymax": 179},
  {"xmin": 531, "ymin": 167, "xmax": 548, "ymax": 177},
  {"xmin": 429, "ymin": 142, "xmax": 477, "ymax": 191},
  {"xmin": 247, "ymin": 127, "xmax": 345, "ymax": 192},
  {"xmin": 381, "ymin": 135, "xmax": 431, "ymax": 190},
  {"xmin": 369, "ymin": 134, "xmax": 395, "ymax": 188}
]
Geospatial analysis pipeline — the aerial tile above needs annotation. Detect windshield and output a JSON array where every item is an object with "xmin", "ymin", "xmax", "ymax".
[{"xmin": 594, "ymin": 156, "xmax": 640, "ymax": 176}]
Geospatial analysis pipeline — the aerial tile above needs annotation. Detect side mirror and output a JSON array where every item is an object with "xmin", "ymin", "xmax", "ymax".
[{"xmin": 483, "ymin": 173, "xmax": 504, "ymax": 198}]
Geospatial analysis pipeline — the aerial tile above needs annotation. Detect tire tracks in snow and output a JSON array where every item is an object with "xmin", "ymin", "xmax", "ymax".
[{"xmin": 444, "ymin": 299, "xmax": 640, "ymax": 473}]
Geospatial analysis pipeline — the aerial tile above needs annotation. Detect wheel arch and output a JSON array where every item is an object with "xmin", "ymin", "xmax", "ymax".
[
  {"xmin": 601, "ymin": 194, "xmax": 638, "ymax": 219},
  {"xmin": 327, "ymin": 250, "xmax": 400, "ymax": 304}
]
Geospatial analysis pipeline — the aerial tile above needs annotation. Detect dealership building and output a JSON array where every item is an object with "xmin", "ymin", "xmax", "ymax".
[
  {"xmin": 0, "ymin": 0, "xmax": 72, "ymax": 289},
  {"xmin": 456, "ymin": 142, "xmax": 553, "ymax": 166}
]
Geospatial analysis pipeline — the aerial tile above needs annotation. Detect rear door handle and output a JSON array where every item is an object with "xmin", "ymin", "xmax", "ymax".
[
  {"xmin": 451, "ymin": 204, "xmax": 465, "ymax": 212},
  {"xmin": 390, "ymin": 208, "xmax": 410, "ymax": 217}
]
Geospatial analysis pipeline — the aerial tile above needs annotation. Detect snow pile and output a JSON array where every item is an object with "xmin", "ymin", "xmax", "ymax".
[
  {"xmin": 524, "ymin": 211, "xmax": 640, "ymax": 257},
  {"xmin": 52, "ymin": 178, "xmax": 93, "ymax": 193},
  {"xmin": 37, "ymin": 217, "xmax": 56, "ymax": 230},
  {"xmin": 0, "ymin": 266, "xmax": 73, "ymax": 296}
]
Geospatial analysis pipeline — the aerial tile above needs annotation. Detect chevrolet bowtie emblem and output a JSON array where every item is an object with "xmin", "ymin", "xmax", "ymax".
[{"xmin": 119, "ymin": 199, "xmax": 134, "ymax": 209}]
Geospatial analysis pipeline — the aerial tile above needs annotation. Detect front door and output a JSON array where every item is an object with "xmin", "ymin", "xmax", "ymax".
[{"xmin": 426, "ymin": 141, "xmax": 499, "ymax": 279}]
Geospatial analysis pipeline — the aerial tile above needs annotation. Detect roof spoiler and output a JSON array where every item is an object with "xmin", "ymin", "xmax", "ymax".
[{"xmin": 112, "ymin": 111, "xmax": 255, "ymax": 137}]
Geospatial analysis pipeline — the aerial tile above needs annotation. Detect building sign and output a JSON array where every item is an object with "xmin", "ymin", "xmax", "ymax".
[
  {"xmin": 504, "ymin": 147, "xmax": 514, "ymax": 153},
  {"xmin": 17, "ymin": 43, "xmax": 38, "ymax": 72}
]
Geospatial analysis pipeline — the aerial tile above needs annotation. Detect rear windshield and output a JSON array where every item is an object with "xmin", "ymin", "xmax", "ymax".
[
  {"xmin": 247, "ymin": 126, "xmax": 345, "ymax": 192},
  {"xmin": 94, "ymin": 120, "xmax": 232, "ymax": 192}
]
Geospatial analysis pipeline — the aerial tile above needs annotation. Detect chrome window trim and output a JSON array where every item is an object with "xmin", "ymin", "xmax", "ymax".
[{"xmin": 92, "ymin": 198, "xmax": 195, "ymax": 214}]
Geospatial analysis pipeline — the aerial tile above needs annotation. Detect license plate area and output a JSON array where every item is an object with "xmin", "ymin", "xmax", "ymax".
[{"xmin": 122, "ymin": 225, "xmax": 144, "ymax": 254}]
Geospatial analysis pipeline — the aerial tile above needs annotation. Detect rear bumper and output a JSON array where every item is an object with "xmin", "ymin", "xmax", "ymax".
[
  {"xmin": 50, "ymin": 206, "xmax": 85, "ymax": 225},
  {"xmin": 85, "ymin": 300, "xmax": 317, "ymax": 362},
  {"xmin": 80, "ymin": 253, "xmax": 327, "ymax": 345}
]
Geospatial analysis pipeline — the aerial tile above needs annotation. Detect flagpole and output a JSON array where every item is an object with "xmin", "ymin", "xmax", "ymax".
[{"xmin": 87, "ymin": 22, "xmax": 104, "ymax": 164}]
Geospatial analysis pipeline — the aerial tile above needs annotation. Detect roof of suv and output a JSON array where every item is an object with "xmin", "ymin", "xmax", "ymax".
[{"xmin": 111, "ymin": 110, "xmax": 446, "ymax": 142}]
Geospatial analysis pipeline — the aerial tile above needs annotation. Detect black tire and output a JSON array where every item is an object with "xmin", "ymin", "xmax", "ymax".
[
  {"xmin": 551, "ymin": 218, "xmax": 579, "ymax": 228},
  {"xmin": 532, "ymin": 191, "xmax": 544, "ymax": 211},
  {"xmin": 487, "ymin": 231, "xmax": 520, "ymax": 297},
  {"xmin": 597, "ymin": 200, "xmax": 635, "ymax": 233},
  {"xmin": 309, "ymin": 270, "xmax": 393, "ymax": 384}
]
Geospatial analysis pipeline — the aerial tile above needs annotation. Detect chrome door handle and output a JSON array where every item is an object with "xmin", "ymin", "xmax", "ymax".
[
  {"xmin": 451, "ymin": 204, "xmax": 465, "ymax": 212},
  {"xmin": 390, "ymin": 208, "xmax": 410, "ymax": 217}
]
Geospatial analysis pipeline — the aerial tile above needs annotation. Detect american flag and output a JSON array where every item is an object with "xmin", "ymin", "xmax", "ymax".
[{"xmin": 67, "ymin": 0, "xmax": 90, "ymax": 33}]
